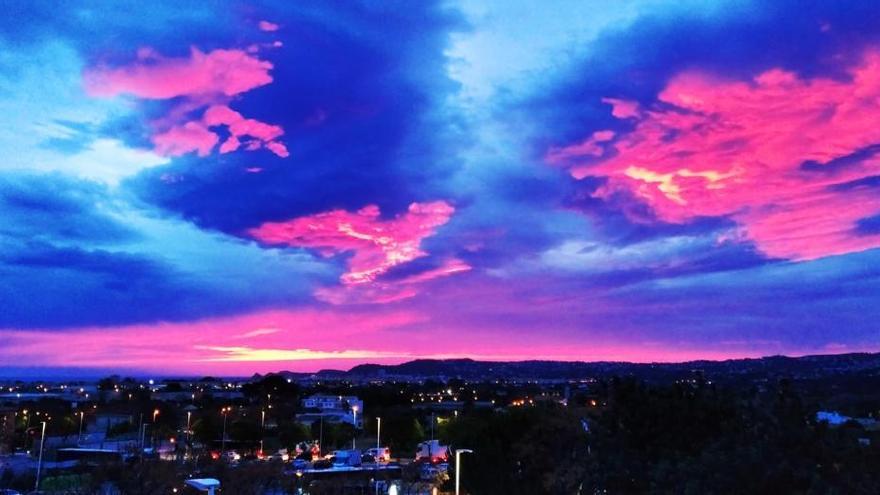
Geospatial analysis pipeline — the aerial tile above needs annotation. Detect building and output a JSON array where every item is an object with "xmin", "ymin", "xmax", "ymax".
[
  {"xmin": 92, "ymin": 413, "xmax": 133, "ymax": 433},
  {"xmin": 299, "ymin": 394, "xmax": 363, "ymax": 427}
]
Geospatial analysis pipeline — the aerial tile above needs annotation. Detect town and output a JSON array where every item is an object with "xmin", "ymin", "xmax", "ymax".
[{"xmin": 1, "ymin": 354, "xmax": 879, "ymax": 494}]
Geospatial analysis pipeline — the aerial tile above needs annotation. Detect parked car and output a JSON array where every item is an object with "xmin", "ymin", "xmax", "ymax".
[
  {"xmin": 268, "ymin": 450, "xmax": 289, "ymax": 462},
  {"xmin": 331, "ymin": 449, "xmax": 362, "ymax": 467},
  {"xmin": 365, "ymin": 446, "xmax": 391, "ymax": 462},
  {"xmin": 415, "ymin": 440, "xmax": 448, "ymax": 463}
]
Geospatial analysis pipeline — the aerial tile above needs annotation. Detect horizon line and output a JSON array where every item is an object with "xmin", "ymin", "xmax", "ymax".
[{"xmin": 0, "ymin": 349, "xmax": 875, "ymax": 382}]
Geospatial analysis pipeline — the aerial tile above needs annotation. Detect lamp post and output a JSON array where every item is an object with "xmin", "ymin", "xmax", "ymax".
[
  {"xmin": 351, "ymin": 405, "xmax": 358, "ymax": 449},
  {"xmin": 374, "ymin": 416, "xmax": 382, "ymax": 495},
  {"xmin": 376, "ymin": 417, "xmax": 381, "ymax": 450},
  {"xmin": 152, "ymin": 409, "xmax": 160, "ymax": 449},
  {"xmin": 140, "ymin": 423, "xmax": 150, "ymax": 456},
  {"xmin": 259, "ymin": 409, "xmax": 265, "ymax": 457},
  {"xmin": 221, "ymin": 407, "xmax": 230, "ymax": 459},
  {"xmin": 77, "ymin": 411, "xmax": 84, "ymax": 445},
  {"xmin": 455, "ymin": 449, "xmax": 473, "ymax": 495},
  {"xmin": 186, "ymin": 410, "xmax": 193, "ymax": 461},
  {"xmin": 35, "ymin": 421, "xmax": 47, "ymax": 492}
]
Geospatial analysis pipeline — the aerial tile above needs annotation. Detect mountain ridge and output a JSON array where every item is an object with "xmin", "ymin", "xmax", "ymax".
[{"xmin": 256, "ymin": 352, "xmax": 880, "ymax": 381}]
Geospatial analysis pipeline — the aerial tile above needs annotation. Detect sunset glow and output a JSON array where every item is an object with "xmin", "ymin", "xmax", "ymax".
[{"xmin": 2, "ymin": 0, "xmax": 880, "ymax": 376}]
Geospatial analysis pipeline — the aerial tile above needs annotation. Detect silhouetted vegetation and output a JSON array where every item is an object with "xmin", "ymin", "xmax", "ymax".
[{"xmin": 441, "ymin": 377, "xmax": 880, "ymax": 494}]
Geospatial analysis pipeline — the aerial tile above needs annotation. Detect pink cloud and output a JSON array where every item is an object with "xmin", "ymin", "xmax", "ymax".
[
  {"xmin": 395, "ymin": 258, "xmax": 471, "ymax": 284},
  {"xmin": 85, "ymin": 47, "xmax": 273, "ymax": 99},
  {"xmin": 258, "ymin": 20, "xmax": 280, "ymax": 32},
  {"xmin": 314, "ymin": 284, "xmax": 421, "ymax": 305},
  {"xmin": 152, "ymin": 121, "xmax": 219, "ymax": 157},
  {"xmin": 545, "ymin": 129, "xmax": 615, "ymax": 164},
  {"xmin": 249, "ymin": 201, "xmax": 457, "ymax": 285},
  {"xmin": 551, "ymin": 50, "xmax": 880, "ymax": 260},
  {"xmin": 203, "ymin": 104, "xmax": 289, "ymax": 157},
  {"xmin": 601, "ymin": 97, "xmax": 641, "ymax": 118},
  {"xmin": 85, "ymin": 47, "xmax": 288, "ymax": 158},
  {"xmin": 314, "ymin": 258, "xmax": 472, "ymax": 305}
]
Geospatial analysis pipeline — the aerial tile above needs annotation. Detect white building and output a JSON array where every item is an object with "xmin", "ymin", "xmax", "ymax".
[{"xmin": 299, "ymin": 394, "xmax": 363, "ymax": 427}]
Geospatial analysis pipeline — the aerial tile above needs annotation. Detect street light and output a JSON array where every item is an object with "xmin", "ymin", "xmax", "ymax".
[
  {"xmin": 140, "ymin": 423, "xmax": 150, "ymax": 454},
  {"xmin": 260, "ymin": 409, "xmax": 266, "ymax": 457},
  {"xmin": 151, "ymin": 409, "xmax": 160, "ymax": 449},
  {"xmin": 351, "ymin": 405, "xmax": 359, "ymax": 449},
  {"xmin": 374, "ymin": 416, "xmax": 382, "ymax": 495},
  {"xmin": 376, "ymin": 417, "xmax": 381, "ymax": 449},
  {"xmin": 455, "ymin": 448, "xmax": 473, "ymax": 495},
  {"xmin": 35, "ymin": 421, "xmax": 47, "ymax": 493},
  {"xmin": 220, "ymin": 407, "xmax": 231, "ymax": 459},
  {"xmin": 77, "ymin": 411, "xmax": 85, "ymax": 445}
]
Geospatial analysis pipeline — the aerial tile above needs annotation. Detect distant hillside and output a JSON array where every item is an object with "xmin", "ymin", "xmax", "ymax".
[{"xmin": 314, "ymin": 353, "xmax": 880, "ymax": 381}]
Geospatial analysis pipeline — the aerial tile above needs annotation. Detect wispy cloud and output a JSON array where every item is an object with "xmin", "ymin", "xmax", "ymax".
[{"xmin": 195, "ymin": 346, "xmax": 406, "ymax": 362}]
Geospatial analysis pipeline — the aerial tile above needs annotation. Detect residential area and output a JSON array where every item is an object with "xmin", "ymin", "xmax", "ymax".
[{"xmin": 1, "ymin": 355, "xmax": 880, "ymax": 493}]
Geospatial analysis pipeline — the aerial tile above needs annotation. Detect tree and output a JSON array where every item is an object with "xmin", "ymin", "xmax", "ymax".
[
  {"xmin": 278, "ymin": 421, "xmax": 310, "ymax": 448},
  {"xmin": 229, "ymin": 418, "xmax": 261, "ymax": 447}
]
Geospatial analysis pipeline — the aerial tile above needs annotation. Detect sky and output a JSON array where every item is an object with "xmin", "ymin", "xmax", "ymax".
[{"xmin": 2, "ymin": 0, "xmax": 880, "ymax": 377}]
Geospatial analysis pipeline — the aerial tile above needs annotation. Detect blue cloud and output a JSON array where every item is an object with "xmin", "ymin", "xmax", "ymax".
[
  {"xmin": 606, "ymin": 249, "xmax": 880, "ymax": 349},
  {"xmin": 110, "ymin": 1, "xmax": 465, "ymax": 235},
  {"xmin": 0, "ymin": 173, "xmax": 336, "ymax": 328},
  {"xmin": 524, "ymin": 0, "xmax": 880, "ymax": 154}
]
